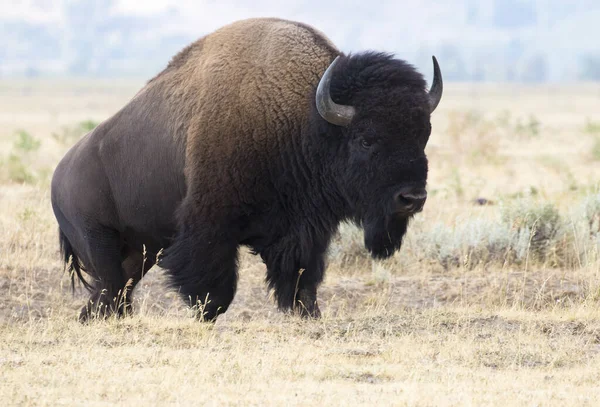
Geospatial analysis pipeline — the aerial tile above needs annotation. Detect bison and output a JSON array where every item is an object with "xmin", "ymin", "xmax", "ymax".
[{"xmin": 51, "ymin": 17, "xmax": 443, "ymax": 321}]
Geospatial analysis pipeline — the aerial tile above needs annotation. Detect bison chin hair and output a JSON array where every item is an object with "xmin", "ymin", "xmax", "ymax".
[{"xmin": 363, "ymin": 214, "xmax": 410, "ymax": 260}]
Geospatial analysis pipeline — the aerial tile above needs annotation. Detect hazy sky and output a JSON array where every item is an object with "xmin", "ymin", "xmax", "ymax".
[{"xmin": 2, "ymin": 0, "xmax": 599, "ymax": 81}]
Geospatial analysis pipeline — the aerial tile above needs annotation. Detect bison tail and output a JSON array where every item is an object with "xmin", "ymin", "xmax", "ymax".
[{"xmin": 58, "ymin": 228, "xmax": 93, "ymax": 293}]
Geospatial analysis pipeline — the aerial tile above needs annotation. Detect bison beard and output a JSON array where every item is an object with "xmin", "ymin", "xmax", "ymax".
[{"xmin": 364, "ymin": 215, "xmax": 410, "ymax": 260}]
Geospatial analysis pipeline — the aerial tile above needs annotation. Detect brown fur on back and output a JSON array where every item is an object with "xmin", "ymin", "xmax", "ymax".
[
  {"xmin": 152, "ymin": 17, "xmax": 338, "ymax": 142},
  {"xmin": 147, "ymin": 18, "xmax": 340, "ymax": 219}
]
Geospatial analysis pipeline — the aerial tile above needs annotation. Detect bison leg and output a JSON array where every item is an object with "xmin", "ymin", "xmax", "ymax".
[
  {"xmin": 161, "ymin": 236, "xmax": 239, "ymax": 322},
  {"xmin": 189, "ymin": 276, "xmax": 237, "ymax": 322},
  {"xmin": 119, "ymin": 246, "xmax": 156, "ymax": 316},
  {"xmin": 78, "ymin": 229, "xmax": 128, "ymax": 322},
  {"xmin": 295, "ymin": 285, "xmax": 321, "ymax": 318},
  {"xmin": 261, "ymin": 239, "xmax": 327, "ymax": 318}
]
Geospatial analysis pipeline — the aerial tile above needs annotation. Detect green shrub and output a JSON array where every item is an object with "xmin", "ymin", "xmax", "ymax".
[
  {"xmin": 592, "ymin": 137, "xmax": 600, "ymax": 161},
  {"xmin": 583, "ymin": 193, "xmax": 600, "ymax": 236},
  {"xmin": 501, "ymin": 199, "xmax": 563, "ymax": 262},
  {"xmin": 329, "ymin": 222, "xmax": 369, "ymax": 267},
  {"xmin": 328, "ymin": 195, "xmax": 600, "ymax": 273},
  {"xmin": 3, "ymin": 154, "xmax": 36, "ymax": 184},
  {"xmin": 13, "ymin": 130, "xmax": 40, "ymax": 152},
  {"xmin": 416, "ymin": 217, "xmax": 513, "ymax": 270},
  {"xmin": 79, "ymin": 120, "xmax": 99, "ymax": 133},
  {"xmin": 52, "ymin": 120, "xmax": 99, "ymax": 146},
  {"xmin": 584, "ymin": 119, "xmax": 600, "ymax": 134},
  {"xmin": 515, "ymin": 115, "xmax": 541, "ymax": 138},
  {"xmin": 0, "ymin": 130, "xmax": 44, "ymax": 184},
  {"xmin": 417, "ymin": 200, "xmax": 564, "ymax": 270}
]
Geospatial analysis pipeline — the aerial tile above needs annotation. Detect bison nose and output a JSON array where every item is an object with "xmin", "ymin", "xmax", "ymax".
[{"xmin": 393, "ymin": 187, "xmax": 427, "ymax": 214}]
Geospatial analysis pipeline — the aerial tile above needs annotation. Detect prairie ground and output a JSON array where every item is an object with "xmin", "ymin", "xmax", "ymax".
[{"xmin": 1, "ymin": 80, "xmax": 600, "ymax": 406}]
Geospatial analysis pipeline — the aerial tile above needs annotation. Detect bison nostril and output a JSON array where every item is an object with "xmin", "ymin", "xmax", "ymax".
[
  {"xmin": 394, "ymin": 193, "xmax": 412, "ymax": 207},
  {"xmin": 394, "ymin": 188, "xmax": 427, "ymax": 213}
]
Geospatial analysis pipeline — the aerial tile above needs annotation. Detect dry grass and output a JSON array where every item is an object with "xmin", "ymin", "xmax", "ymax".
[{"xmin": 1, "ymin": 81, "xmax": 600, "ymax": 406}]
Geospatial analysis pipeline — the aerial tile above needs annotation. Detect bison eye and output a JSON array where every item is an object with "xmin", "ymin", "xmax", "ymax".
[{"xmin": 360, "ymin": 139, "xmax": 372, "ymax": 149}]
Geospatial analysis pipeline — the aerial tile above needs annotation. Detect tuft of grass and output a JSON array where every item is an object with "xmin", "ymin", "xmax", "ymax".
[
  {"xmin": 416, "ymin": 217, "xmax": 512, "ymax": 270},
  {"xmin": 583, "ymin": 193, "xmax": 600, "ymax": 236},
  {"xmin": 501, "ymin": 199, "xmax": 565, "ymax": 266},
  {"xmin": 514, "ymin": 115, "xmax": 541, "ymax": 139},
  {"xmin": 328, "ymin": 194, "xmax": 600, "ymax": 273},
  {"xmin": 329, "ymin": 222, "xmax": 370, "ymax": 267},
  {"xmin": 13, "ymin": 130, "xmax": 41, "ymax": 152},
  {"xmin": 584, "ymin": 119, "xmax": 600, "ymax": 134},
  {"xmin": 0, "ymin": 130, "xmax": 42, "ymax": 184},
  {"xmin": 583, "ymin": 119, "xmax": 600, "ymax": 161},
  {"xmin": 3, "ymin": 154, "xmax": 36, "ymax": 184},
  {"xmin": 404, "ymin": 199, "xmax": 564, "ymax": 270},
  {"xmin": 450, "ymin": 167, "xmax": 465, "ymax": 198},
  {"xmin": 52, "ymin": 119, "xmax": 99, "ymax": 146},
  {"xmin": 592, "ymin": 137, "xmax": 600, "ymax": 161},
  {"xmin": 79, "ymin": 119, "xmax": 99, "ymax": 133}
]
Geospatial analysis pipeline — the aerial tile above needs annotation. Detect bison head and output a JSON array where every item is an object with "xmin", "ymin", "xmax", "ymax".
[{"xmin": 315, "ymin": 52, "xmax": 442, "ymax": 259}]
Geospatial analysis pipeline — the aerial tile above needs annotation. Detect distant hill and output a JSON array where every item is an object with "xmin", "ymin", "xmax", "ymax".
[{"xmin": 1, "ymin": 0, "xmax": 598, "ymax": 82}]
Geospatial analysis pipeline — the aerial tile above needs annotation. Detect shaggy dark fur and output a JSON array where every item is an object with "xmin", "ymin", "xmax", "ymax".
[{"xmin": 51, "ymin": 18, "xmax": 439, "ymax": 322}]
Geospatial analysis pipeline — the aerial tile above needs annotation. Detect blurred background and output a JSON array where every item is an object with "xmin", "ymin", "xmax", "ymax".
[{"xmin": 2, "ymin": 0, "xmax": 600, "ymax": 83}]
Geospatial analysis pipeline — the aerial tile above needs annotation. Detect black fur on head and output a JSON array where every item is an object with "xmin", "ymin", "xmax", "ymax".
[{"xmin": 311, "ymin": 52, "xmax": 432, "ymax": 259}]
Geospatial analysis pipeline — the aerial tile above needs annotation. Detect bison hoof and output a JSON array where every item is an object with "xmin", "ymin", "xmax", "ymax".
[
  {"xmin": 193, "ymin": 303, "xmax": 227, "ymax": 323},
  {"xmin": 294, "ymin": 289, "xmax": 321, "ymax": 319},
  {"xmin": 78, "ymin": 303, "xmax": 112, "ymax": 323},
  {"xmin": 296, "ymin": 303, "xmax": 321, "ymax": 319},
  {"xmin": 78, "ymin": 297, "xmax": 133, "ymax": 323}
]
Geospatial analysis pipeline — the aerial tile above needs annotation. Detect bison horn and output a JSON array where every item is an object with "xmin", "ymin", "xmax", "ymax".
[
  {"xmin": 316, "ymin": 56, "xmax": 356, "ymax": 127},
  {"xmin": 428, "ymin": 56, "xmax": 443, "ymax": 113}
]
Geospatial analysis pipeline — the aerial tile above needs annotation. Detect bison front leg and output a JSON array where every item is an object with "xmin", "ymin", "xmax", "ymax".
[
  {"xmin": 294, "ymin": 282, "xmax": 321, "ymax": 319},
  {"xmin": 261, "ymin": 239, "xmax": 327, "ymax": 318},
  {"xmin": 160, "ymin": 233, "xmax": 239, "ymax": 322}
]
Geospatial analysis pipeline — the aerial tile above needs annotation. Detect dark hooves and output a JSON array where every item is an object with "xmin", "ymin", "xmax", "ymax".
[
  {"xmin": 78, "ymin": 299, "xmax": 133, "ymax": 323},
  {"xmin": 296, "ymin": 304, "xmax": 321, "ymax": 319},
  {"xmin": 294, "ymin": 287, "xmax": 321, "ymax": 319}
]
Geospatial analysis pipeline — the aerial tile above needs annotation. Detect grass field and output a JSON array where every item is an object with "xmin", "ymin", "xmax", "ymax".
[{"xmin": 1, "ymin": 80, "xmax": 600, "ymax": 405}]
